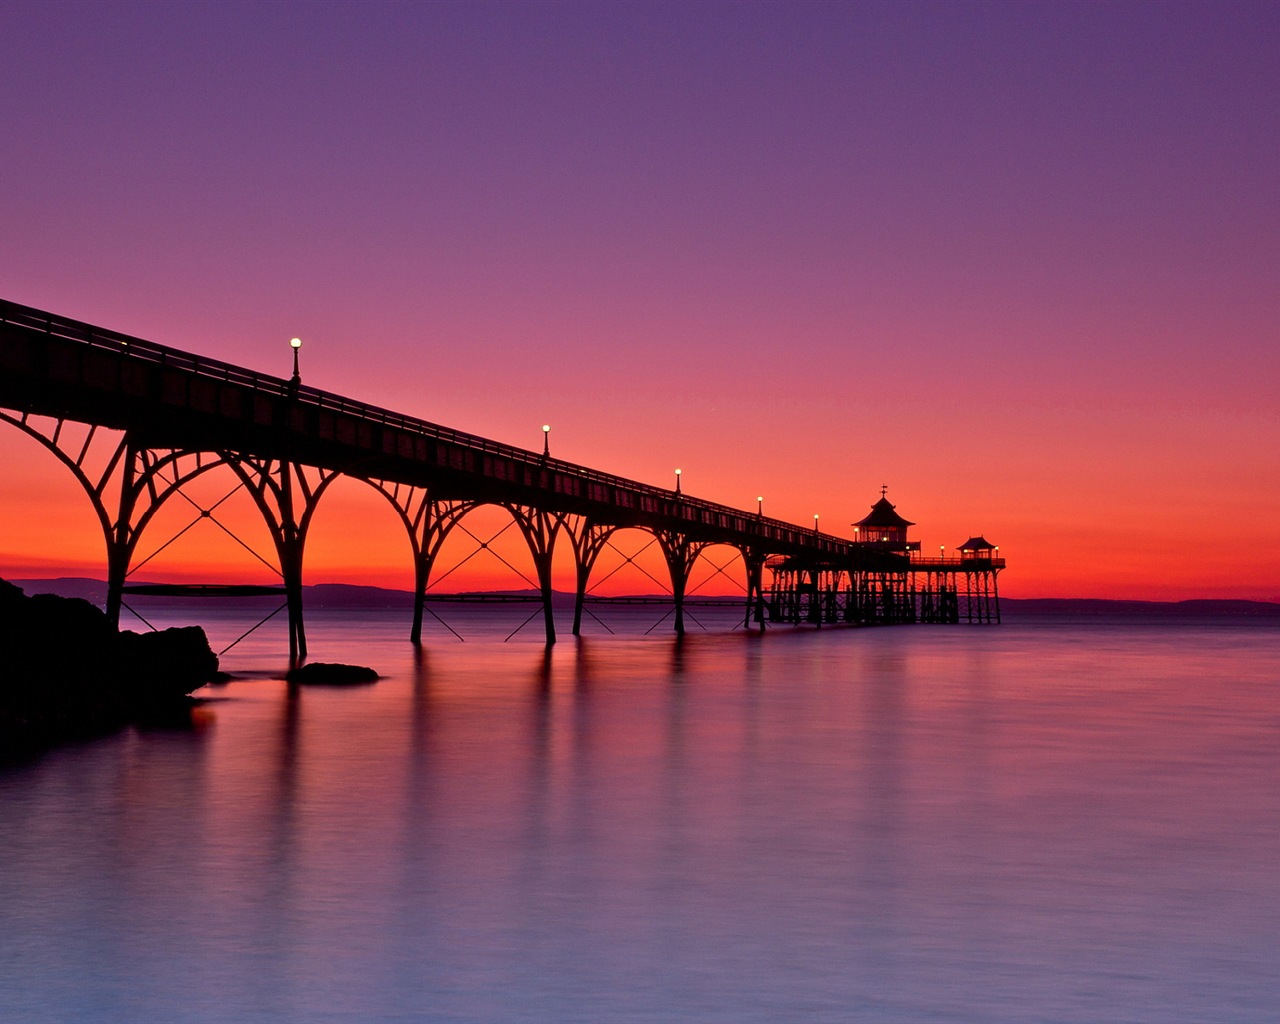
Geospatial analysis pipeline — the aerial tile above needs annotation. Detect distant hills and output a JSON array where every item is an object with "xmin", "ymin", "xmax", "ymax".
[
  {"xmin": 8, "ymin": 578, "xmax": 419, "ymax": 608},
  {"xmin": 7, "ymin": 578, "xmax": 1279, "ymax": 619},
  {"xmin": 9, "ymin": 578, "xmax": 110, "ymax": 604}
]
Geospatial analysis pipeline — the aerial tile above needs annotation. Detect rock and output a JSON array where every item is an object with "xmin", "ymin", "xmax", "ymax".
[
  {"xmin": 286, "ymin": 662, "xmax": 379, "ymax": 686},
  {"xmin": 113, "ymin": 626, "xmax": 220, "ymax": 707},
  {"xmin": 0, "ymin": 579, "xmax": 220, "ymax": 765}
]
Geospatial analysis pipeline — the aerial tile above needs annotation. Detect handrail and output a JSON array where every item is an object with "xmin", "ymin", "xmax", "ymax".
[
  {"xmin": 1, "ymin": 298, "xmax": 853, "ymax": 554},
  {"xmin": 909, "ymin": 556, "xmax": 1006, "ymax": 568}
]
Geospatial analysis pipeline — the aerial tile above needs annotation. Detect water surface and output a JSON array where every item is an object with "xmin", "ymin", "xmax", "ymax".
[{"xmin": 2, "ymin": 610, "xmax": 1277, "ymax": 1022}]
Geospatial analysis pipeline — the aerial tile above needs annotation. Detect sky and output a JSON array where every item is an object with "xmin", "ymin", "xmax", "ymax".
[{"xmin": 1, "ymin": 0, "xmax": 1278, "ymax": 600}]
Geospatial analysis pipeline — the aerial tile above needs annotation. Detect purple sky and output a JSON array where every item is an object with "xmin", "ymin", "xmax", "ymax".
[{"xmin": 2, "ymin": 1, "xmax": 1279, "ymax": 598}]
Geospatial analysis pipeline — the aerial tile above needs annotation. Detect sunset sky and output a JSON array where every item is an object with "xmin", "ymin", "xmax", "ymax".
[{"xmin": 2, "ymin": 1, "xmax": 1277, "ymax": 600}]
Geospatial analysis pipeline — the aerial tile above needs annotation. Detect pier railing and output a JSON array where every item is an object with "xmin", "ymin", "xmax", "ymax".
[{"xmin": 908, "ymin": 555, "xmax": 1006, "ymax": 570}]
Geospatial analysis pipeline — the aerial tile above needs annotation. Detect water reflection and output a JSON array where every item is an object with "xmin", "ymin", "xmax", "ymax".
[{"xmin": 2, "ymin": 618, "xmax": 1279, "ymax": 1021}]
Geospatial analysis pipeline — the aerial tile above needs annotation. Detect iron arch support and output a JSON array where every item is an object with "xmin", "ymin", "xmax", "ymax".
[
  {"xmin": 0, "ymin": 412, "xmax": 249, "ymax": 627},
  {"xmin": 222, "ymin": 455, "xmax": 343, "ymax": 662},
  {"xmin": 656, "ymin": 530, "xmax": 707, "ymax": 637},
  {"xmin": 0, "ymin": 410, "xmax": 119, "ymax": 543},
  {"xmin": 739, "ymin": 547, "xmax": 767, "ymax": 631},
  {"xmin": 105, "ymin": 446, "xmax": 245, "ymax": 627},
  {"xmin": 358, "ymin": 478, "xmax": 478, "ymax": 643},
  {"xmin": 503, "ymin": 504, "xmax": 566, "ymax": 646},
  {"xmin": 558, "ymin": 516, "xmax": 619, "ymax": 637}
]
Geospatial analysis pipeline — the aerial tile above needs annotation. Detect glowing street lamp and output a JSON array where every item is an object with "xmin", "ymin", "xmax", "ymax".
[
  {"xmin": 757, "ymin": 495, "xmax": 763, "ymax": 516},
  {"xmin": 813, "ymin": 513, "xmax": 820, "ymax": 534},
  {"xmin": 674, "ymin": 468, "xmax": 682, "ymax": 495},
  {"xmin": 542, "ymin": 424, "xmax": 550, "ymax": 457},
  {"xmin": 289, "ymin": 337, "xmax": 302, "ymax": 386}
]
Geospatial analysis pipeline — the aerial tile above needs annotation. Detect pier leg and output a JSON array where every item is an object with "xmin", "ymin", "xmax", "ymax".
[
  {"xmin": 743, "ymin": 551, "xmax": 766, "ymax": 632},
  {"xmin": 536, "ymin": 550, "xmax": 556, "ymax": 645},
  {"xmin": 285, "ymin": 562, "xmax": 306, "ymax": 662},
  {"xmin": 410, "ymin": 556, "xmax": 429, "ymax": 645},
  {"xmin": 104, "ymin": 440, "xmax": 140, "ymax": 629},
  {"xmin": 572, "ymin": 562, "xmax": 589, "ymax": 637},
  {"xmin": 278, "ymin": 461, "xmax": 307, "ymax": 662},
  {"xmin": 673, "ymin": 571, "xmax": 687, "ymax": 637}
]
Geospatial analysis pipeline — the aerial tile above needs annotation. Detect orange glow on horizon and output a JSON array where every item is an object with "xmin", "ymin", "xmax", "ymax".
[
  {"xmin": 2, "ymin": 432, "xmax": 1277, "ymax": 604},
  {"xmin": 2, "ymin": 369, "xmax": 1278, "ymax": 604}
]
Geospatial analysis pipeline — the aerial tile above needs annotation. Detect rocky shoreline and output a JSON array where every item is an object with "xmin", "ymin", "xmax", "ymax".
[{"xmin": 0, "ymin": 579, "xmax": 219, "ymax": 765}]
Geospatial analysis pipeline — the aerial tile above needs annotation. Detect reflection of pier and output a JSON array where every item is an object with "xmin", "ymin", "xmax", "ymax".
[{"xmin": 0, "ymin": 300, "xmax": 1003, "ymax": 653}]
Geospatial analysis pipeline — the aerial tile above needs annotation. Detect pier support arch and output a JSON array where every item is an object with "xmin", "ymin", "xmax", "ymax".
[
  {"xmin": 223, "ymin": 456, "xmax": 343, "ymax": 661},
  {"xmin": 359, "ymin": 481, "xmax": 477, "ymax": 643},
  {"xmin": 558, "ymin": 526, "xmax": 763, "ymax": 638},
  {"xmin": 558, "ymin": 517, "xmax": 619, "ymax": 637},
  {"xmin": 656, "ymin": 531, "xmax": 707, "ymax": 637},
  {"xmin": 0, "ymin": 411, "xmax": 251, "ymax": 628},
  {"xmin": 504, "ymin": 504, "xmax": 565, "ymax": 645}
]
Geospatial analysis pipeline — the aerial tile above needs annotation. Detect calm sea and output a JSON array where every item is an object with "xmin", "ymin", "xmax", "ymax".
[{"xmin": 1, "ymin": 606, "xmax": 1278, "ymax": 1023}]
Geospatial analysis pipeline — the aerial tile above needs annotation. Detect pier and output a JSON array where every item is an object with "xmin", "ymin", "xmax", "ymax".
[{"xmin": 0, "ymin": 299, "xmax": 1003, "ymax": 654}]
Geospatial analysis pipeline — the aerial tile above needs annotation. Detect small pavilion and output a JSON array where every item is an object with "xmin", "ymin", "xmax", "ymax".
[
  {"xmin": 852, "ymin": 487, "xmax": 919, "ymax": 551},
  {"xmin": 956, "ymin": 536, "xmax": 998, "ymax": 562}
]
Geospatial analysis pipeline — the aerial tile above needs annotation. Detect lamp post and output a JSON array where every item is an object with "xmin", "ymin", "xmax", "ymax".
[
  {"xmin": 542, "ymin": 424, "xmax": 550, "ymax": 457},
  {"xmin": 757, "ymin": 496, "xmax": 763, "ymax": 516},
  {"xmin": 674, "ymin": 468, "xmax": 682, "ymax": 495},
  {"xmin": 813, "ymin": 513, "xmax": 820, "ymax": 534},
  {"xmin": 289, "ymin": 337, "xmax": 302, "ymax": 387},
  {"xmin": 940, "ymin": 544, "xmax": 945, "ymax": 561}
]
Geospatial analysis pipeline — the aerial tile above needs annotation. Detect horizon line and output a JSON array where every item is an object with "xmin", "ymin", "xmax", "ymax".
[{"xmin": 6, "ymin": 576, "xmax": 1279, "ymax": 610}]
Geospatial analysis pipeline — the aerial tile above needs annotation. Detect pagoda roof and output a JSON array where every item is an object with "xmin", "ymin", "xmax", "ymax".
[
  {"xmin": 854, "ymin": 496, "xmax": 914, "ymax": 529},
  {"xmin": 957, "ymin": 536, "xmax": 995, "ymax": 550}
]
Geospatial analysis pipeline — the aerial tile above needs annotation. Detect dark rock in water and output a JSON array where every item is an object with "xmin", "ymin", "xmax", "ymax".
[
  {"xmin": 114, "ymin": 626, "xmax": 219, "ymax": 706},
  {"xmin": 286, "ymin": 662, "xmax": 379, "ymax": 686},
  {"xmin": 0, "ymin": 578, "xmax": 220, "ymax": 765}
]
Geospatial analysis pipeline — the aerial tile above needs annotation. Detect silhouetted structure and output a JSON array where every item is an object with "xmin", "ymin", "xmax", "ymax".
[
  {"xmin": 765, "ymin": 489, "xmax": 1003, "ymax": 625},
  {"xmin": 0, "ymin": 300, "xmax": 1003, "ymax": 653}
]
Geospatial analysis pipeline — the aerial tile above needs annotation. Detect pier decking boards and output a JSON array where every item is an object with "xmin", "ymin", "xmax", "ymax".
[{"xmin": 1, "ymin": 299, "xmax": 1003, "ymax": 652}]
